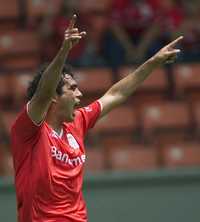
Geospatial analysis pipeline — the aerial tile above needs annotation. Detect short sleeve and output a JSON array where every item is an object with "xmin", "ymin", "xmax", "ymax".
[
  {"xmin": 11, "ymin": 104, "xmax": 43, "ymax": 142},
  {"xmin": 73, "ymin": 101, "xmax": 102, "ymax": 136},
  {"xmin": 11, "ymin": 104, "xmax": 43, "ymax": 169}
]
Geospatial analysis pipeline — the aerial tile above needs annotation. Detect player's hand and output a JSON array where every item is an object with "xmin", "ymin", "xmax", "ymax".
[
  {"xmin": 153, "ymin": 36, "xmax": 183, "ymax": 64},
  {"xmin": 64, "ymin": 14, "xmax": 86, "ymax": 50}
]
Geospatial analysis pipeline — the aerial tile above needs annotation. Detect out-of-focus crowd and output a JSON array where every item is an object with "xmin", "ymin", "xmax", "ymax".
[
  {"xmin": 0, "ymin": 0, "xmax": 200, "ymax": 176},
  {"xmin": 36, "ymin": 0, "xmax": 200, "ymax": 68}
]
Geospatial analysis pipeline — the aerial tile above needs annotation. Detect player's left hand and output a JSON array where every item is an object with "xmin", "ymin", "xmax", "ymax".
[{"xmin": 153, "ymin": 36, "xmax": 183, "ymax": 64}]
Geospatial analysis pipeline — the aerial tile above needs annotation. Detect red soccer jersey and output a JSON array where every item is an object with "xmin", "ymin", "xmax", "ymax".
[{"xmin": 11, "ymin": 101, "xmax": 101, "ymax": 222}]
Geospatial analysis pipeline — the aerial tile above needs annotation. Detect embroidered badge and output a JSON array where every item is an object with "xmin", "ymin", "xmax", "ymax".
[{"xmin": 66, "ymin": 133, "xmax": 80, "ymax": 149}]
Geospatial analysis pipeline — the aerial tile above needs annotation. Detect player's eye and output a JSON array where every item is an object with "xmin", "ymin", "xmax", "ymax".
[{"xmin": 70, "ymin": 85, "xmax": 77, "ymax": 91}]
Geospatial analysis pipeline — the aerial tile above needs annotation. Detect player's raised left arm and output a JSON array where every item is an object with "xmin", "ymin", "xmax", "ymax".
[{"xmin": 99, "ymin": 36, "xmax": 183, "ymax": 117}]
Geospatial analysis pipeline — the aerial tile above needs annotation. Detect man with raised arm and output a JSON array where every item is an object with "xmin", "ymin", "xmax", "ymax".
[{"xmin": 11, "ymin": 14, "xmax": 183, "ymax": 222}]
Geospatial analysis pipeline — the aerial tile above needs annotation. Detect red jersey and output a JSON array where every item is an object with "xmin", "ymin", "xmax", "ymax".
[{"xmin": 11, "ymin": 101, "xmax": 101, "ymax": 222}]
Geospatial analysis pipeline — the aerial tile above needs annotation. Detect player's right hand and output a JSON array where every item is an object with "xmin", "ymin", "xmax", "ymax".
[{"xmin": 64, "ymin": 14, "xmax": 86, "ymax": 50}]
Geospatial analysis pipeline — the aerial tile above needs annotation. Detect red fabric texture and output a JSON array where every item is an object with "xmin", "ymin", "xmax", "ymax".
[{"xmin": 11, "ymin": 101, "xmax": 101, "ymax": 222}]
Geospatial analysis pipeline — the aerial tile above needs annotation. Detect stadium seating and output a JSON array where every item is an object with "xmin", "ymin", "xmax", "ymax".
[
  {"xmin": 0, "ymin": 74, "xmax": 9, "ymax": 99},
  {"xmin": 161, "ymin": 142, "xmax": 200, "ymax": 168},
  {"xmin": 78, "ymin": 0, "xmax": 113, "ymax": 12},
  {"xmin": 1, "ymin": 56, "xmax": 40, "ymax": 71},
  {"xmin": 91, "ymin": 106, "xmax": 139, "ymax": 148},
  {"xmin": 84, "ymin": 147, "xmax": 106, "ymax": 172},
  {"xmin": 1, "ymin": 111, "xmax": 17, "ymax": 134},
  {"xmin": 108, "ymin": 144, "xmax": 159, "ymax": 171},
  {"xmin": 119, "ymin": 66, "xmax": 168, "ymax": 92},
  {"xmin": 11, "ymin": 71, "xmax": 33, "ymax": 99},
  {"xmin": 0, "ymin": 0, "xmax": 19, "ymax": 19},
  {"xmin": 192, "ymin": 103, "xmax": 200, "ymax": 136},
  {"xmin": 75, "ymin": 68, "xmax": 113, "ymax": 95},
  {"xmin": 141, "ymin": 101, "xmax": 192, "ymax": 143},
  {"xmin": 0, "ymin": 73, "xmax": 20, "ymax": 109},
  {"xmin": 174, "ymin": 63, "xmax": 200, "ymax": 100},
  {"xmin": 93, "ymin": 106, "xmax": 138, "ymax": 133},
  {"xmin": 0, "ymin": 71, "xmax": 33, "ymax": 109},
  {"xmin": 119, "ymin": 66, "xmax": 168, "ymax": 107},
  {"xmin": 0, "ymin": 30, "xmax": 40, "ymax": 57},
  {"xmin": 27, "ymin": 0, "xmax": 63, "ymax": 19}
]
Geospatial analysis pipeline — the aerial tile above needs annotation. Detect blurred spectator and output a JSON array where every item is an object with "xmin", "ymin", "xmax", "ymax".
[
  {"xmin": 24, "ymin": 0, "xmax": 200, "ymax": 66},
  {"xmin": 32, "ymin": 0, "xmax": 200, "ymax": 68},
  {"xmin": 110, "ymin": 0, "xmax": 160, "ymax": 63},
  {"xmin": 176, "ymin": 1, "xmax": 200, "ymax": 62},
  {"xmin": 110, "ymin": 0, "xmax": 185, "ymax": 63},
  {"xmin": 75, "ymin": 6, "xmax": 125, "ymax": 69},
  {"xmin": 36, "ymin": 0, "xmax": 124, "ymax": 69},
  {"xmin": 35, "ymin": 0, "xmax": 84, "ymax": 62}
]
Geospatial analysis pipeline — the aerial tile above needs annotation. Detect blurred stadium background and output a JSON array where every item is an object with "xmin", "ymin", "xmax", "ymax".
[{"xmin": 0, "ymin": 0, "xmax": 200, "ymax": 221}]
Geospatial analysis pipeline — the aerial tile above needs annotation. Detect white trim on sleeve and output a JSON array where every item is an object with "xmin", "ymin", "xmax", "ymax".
[{"xmin": 97, "ymin": 100, "xmax": 103, "ymax": 112}]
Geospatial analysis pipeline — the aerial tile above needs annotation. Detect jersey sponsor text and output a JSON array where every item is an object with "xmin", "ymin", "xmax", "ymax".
[{"xmin": 51, "ymin": 146, "xmax": 86, "ymax": 167}]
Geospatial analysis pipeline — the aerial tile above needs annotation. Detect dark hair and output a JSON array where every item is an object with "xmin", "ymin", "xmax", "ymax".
[{"xmin": 27, "ymin": 63, "xmax": 74, "ymax": 101}]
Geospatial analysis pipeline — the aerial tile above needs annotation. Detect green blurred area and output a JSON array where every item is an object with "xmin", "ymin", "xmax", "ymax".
[{"xmin": 1, "ymin": 168, "xmax": 200, "ymax": 222}]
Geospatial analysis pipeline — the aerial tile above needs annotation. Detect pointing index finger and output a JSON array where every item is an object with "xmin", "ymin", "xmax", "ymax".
[
  {"xmin": 68, "ymin": 14, "xmax": 77, "ymax": 29},
  {"xmin": 168, "ymin": 36, "xmax": 184, "ymax": 48}
]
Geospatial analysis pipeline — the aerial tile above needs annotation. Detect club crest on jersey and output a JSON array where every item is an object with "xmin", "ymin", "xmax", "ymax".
[{"xmin": 66, "ymin": 133, "xmax": 80, "ymax": 149}]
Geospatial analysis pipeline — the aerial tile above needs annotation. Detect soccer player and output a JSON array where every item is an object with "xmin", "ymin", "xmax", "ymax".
[{"xmin": 11, "ymin": 15, "xmax": 183, "ymax": 222}]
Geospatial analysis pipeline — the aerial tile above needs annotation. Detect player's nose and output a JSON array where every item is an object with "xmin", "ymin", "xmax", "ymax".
[{"xmin": 76, "ymin": 88, "xmax": 83, "ymax": 98}]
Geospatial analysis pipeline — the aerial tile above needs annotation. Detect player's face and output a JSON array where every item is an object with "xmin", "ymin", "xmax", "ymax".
[{"xmin": 57, "ymin": 74, "xmax": 82, "ymax": 122}]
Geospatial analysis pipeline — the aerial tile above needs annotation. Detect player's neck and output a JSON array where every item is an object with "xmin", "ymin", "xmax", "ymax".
[
  {"xmin": 47, "ymin": 118, "xmax": 63, "ymax": 135},
  {"xmin": 46, "ymin": 107, "xmax": 63, "ymax": 135}
]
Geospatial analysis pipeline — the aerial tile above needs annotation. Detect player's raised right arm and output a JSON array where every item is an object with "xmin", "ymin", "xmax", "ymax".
[{"xmin": 28, "ymin": 15, "xmax": 86, "ymax": 124}]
